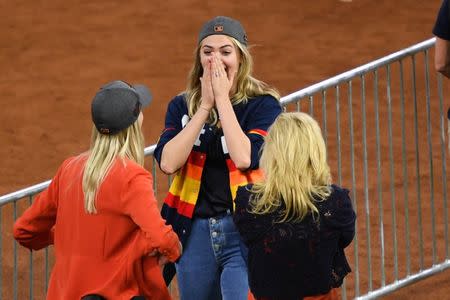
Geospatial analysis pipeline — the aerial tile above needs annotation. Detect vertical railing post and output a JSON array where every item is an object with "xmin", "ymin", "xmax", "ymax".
[
  {"xmin": 0, "ymin": 204, "xmax": 2, "ymax": 299},
  {"xmin": 28, "ymin": 196, "xmax": 33, "ymax": 300},
  {"xmin": 361, "ymin": 74, "xmax": 373, "ymax": 292},
  {"xmin": 424, "ymin": 50, "xmax": 437, "ymax": 265},
  {"xmin": 347, "ymin": 79, "xmax": 360, "ymax": 298},
  {"xmin": 322, "ymin": 90, "xmax": 328, "ymax": 146},
  {"xmin": 412, "ymin": 54, "xmax": 424, "ymax": 270},
  {"xmin": 13, "ymin": 201, "xmax": 17, "ymax": 300},
  {"xmin": 399, "ymin": 59, "xmax": 411, "ymax": 276},
  {"xmin": 374, "ymin": 68, "xmax": 386, "ymax": 286},
  {"xmin": 386, "ymin": 64, "xmax": 399, "ymax": 280},
  {"xmin": 335, "ymin": 86, "xmax": 342, "ymax": 184},
  {"xmin": 437, "ymin": 73, "xmax": 449, "ymax": 260}
]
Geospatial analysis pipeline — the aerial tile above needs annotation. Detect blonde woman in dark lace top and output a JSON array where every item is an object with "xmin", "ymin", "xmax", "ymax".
[{"xmin": 233, "ymin": 112, "xmax": 356, "ymax": 300}]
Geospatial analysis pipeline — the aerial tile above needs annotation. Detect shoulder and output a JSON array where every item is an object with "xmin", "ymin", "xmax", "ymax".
[
  {"xmin": 62, "ymin": 154, "xmax": 86, "ymax": 166},
  {"xmin": 124, "ymin": 158, "xmax": 149, "ymax": 174},
  {"xmin": 254, "ymin": 95, "xmax": 282, "ymax": 112},
  {"xmin": 167, "ymin": 94, "xmax": 187, "ymax": 109},
  {"xmin": 247, "ymin": 94, "xmax": 281, "ymax": 107},
  {"xmin": 330, "ymin": 184, "xmax": 350, "ymax": 198},
  {"xmin": 319, "ymin": 185, "xmax": 355, "ymax": 226},
  {"xmin": 112, "ymin": 158, "xmax": 151, "ymax": 183},
  {"xmin": 162, "ymin": 94, "xmax": 189, "ymax": 123},
  {"xmin": 57, "ymin": 154, "xmax": 88, "ymax": 176},
  {"xmin": 172, "ymin": 93, "xmax": 187, "ymax": 104},
  {"xmin": 321, "ymin": 184, "xmax": 352, "ymax": 209},
  {"xmin": 244, "ymin": 95, "xmax": 282, "ymax": 117}
]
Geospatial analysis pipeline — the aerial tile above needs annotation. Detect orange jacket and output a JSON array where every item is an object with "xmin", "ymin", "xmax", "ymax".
[{"xmin": 13, "ymin": 155, "xmax": 180, "ymax": 300}]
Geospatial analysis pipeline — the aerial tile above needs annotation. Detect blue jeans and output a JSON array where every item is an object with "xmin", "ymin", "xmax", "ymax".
[{"xmin": 176, "ymin": 210, "xmax": 249, "ymax": 300}]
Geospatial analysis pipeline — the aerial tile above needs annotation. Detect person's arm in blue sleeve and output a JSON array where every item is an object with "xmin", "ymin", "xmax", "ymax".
[
  {"xmin": 433, "ymin": 0, "xmax": 450, "ymax": 77},
  {"xmin": 154, "ymin": 97, "xmax": 183, "ymax": 168},
  {"xmin": 246, "ymin": 96, "xmax": 282, "ymax": 170}
]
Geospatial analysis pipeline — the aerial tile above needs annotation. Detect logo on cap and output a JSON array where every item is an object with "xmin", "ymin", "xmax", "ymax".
[
  {"xmin": 100, "ymin": 128, "xmax": 110, "ymax": 134},
  {"xmin": 214, "ymin": 25, "xmax": 224, "ymax": 32}
]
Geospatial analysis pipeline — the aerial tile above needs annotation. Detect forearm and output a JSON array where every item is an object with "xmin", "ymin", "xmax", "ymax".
[
  {"xmin": 13, "ymin": 223, "xmax": 54, "ymax": 250},
  {"xmin": 216, "ymin": 97, "xmax": 251, "ymax": 170},
  {"xmin": 140, "ymin": 220, "xmax": 181, "ymax": 263},
  {"xmin": 160, "ymin": 108, "xmax": 211, "ymax": 174},
  {"xmin": 435, "ymin": 37, "xmax": 450, "ymax": 78},
  {"xmin": 13, "ymin": 190, "xmax": 57, "ymax": 251},
  {"xmin": 150, "ymin": 224, "xmax": 182, "ymax": 262},
  {"xmin": 126, "ymin": 176, "xmax": 182, "ymax": 262}
]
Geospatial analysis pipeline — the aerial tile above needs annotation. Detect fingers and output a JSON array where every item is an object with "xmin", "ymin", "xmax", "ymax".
[
  {"xmin": 201, "ymin": 59, "xmax": 213, "ymax": 85},
  {"xmin": 209, "ymin": 53, "xmax": 232, "ymax": 100},
  {"xmin": 200, "ymin": 59, "xmax": 209, "ymax": 83},
  {"xmin": 200, "ymin": 59, "xmax": 215, "ymax": 110},
  {"xmin": 211, "ymin": 53, "xmax": 226, "ymax": 78},
  {"xmin": 179, "ymin": 241, "xmax": 183, "ymax": 255},
  {"xmin": 158, "ymin": 255, "xmax": 170, "ymax": 267},
  {"xmin": 203, "ymin": 58, "xmax": 212, "ymax": 79},
  {"xmin": 147, "ymin": 250, "xmax": 170, "ymax": 267}
]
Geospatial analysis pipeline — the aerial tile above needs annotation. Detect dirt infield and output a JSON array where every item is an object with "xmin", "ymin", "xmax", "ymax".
[{"xmin": 1, "ymin": 0, "xmax": 448, "ymax": 299}]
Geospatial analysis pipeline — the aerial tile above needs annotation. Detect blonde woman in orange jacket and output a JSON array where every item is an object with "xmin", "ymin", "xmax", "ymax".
[{"xmin": 13, "ymin": 80, "xmax": 182, "ymax": 300}]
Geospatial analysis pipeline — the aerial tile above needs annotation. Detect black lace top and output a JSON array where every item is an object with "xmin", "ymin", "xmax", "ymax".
[{"xmin": 233, "ymin": 184, "xmax": 356, "ymax": 299}]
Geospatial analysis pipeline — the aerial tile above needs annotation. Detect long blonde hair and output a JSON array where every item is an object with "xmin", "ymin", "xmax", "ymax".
[
  {"xmin": 82, "ymin": 121, "xmax": 145, "ymax": 214},
  {"xmin": 185, "ymin": 37, "xmax": 280, "ymax": 126},
  {"xmin": 250, "ymin": 112, "xmax": 332, "ymax": 222}
]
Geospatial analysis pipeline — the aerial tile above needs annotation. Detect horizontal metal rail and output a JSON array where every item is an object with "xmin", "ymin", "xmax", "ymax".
[
  {"xmin": 356, "ymin": 260, "xmax": 450, "ymax": 300},
  {"xmin": 281, "ymin": 38, "xmax": 436, "ymax": 105}
]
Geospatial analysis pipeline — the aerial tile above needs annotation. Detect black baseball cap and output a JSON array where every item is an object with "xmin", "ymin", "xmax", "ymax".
[
  {"xmin": 91, "ymin": 80, "xmax": 152, "ymax": 135},
  {"xmin": 198, "ymin": 16, "xmax": 248, "ymax": 46}
]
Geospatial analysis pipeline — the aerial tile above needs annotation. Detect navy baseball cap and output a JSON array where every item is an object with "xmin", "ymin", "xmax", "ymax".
[
  {"xmin": 91, "ymin": 80, "xmax": 152, "ymax": 135},
  {"xmin": 198, "ymin": 16, "xmax": 248, "ymax": 46}
]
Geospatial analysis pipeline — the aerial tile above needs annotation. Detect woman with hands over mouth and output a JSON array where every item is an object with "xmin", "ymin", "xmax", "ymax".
[{"xmin": 154, "ymin": 16, "xmax": 282, "ymax": 300}]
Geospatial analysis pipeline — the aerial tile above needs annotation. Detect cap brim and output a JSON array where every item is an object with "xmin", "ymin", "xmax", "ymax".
[{"xmin": 133, "ymin": 84, "xmax": 152, "ymax": 108}]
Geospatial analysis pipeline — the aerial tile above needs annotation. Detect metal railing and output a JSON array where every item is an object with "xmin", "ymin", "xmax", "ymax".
[{"xmin": 1, "ymin": 37, "xmax": 447, "ymax": 299}]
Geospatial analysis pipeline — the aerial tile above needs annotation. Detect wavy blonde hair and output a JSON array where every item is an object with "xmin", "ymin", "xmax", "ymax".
[
  {"xmin": 250, "ymin": 112, "xmax": 332, "ymax": 222},
  {"xmin": 185, "ymin": 37, "xmax": 280, "ymax": 126},
  {"xmin": 82, "ymin": 121, "xmax": 145, "ymax": 214}
]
